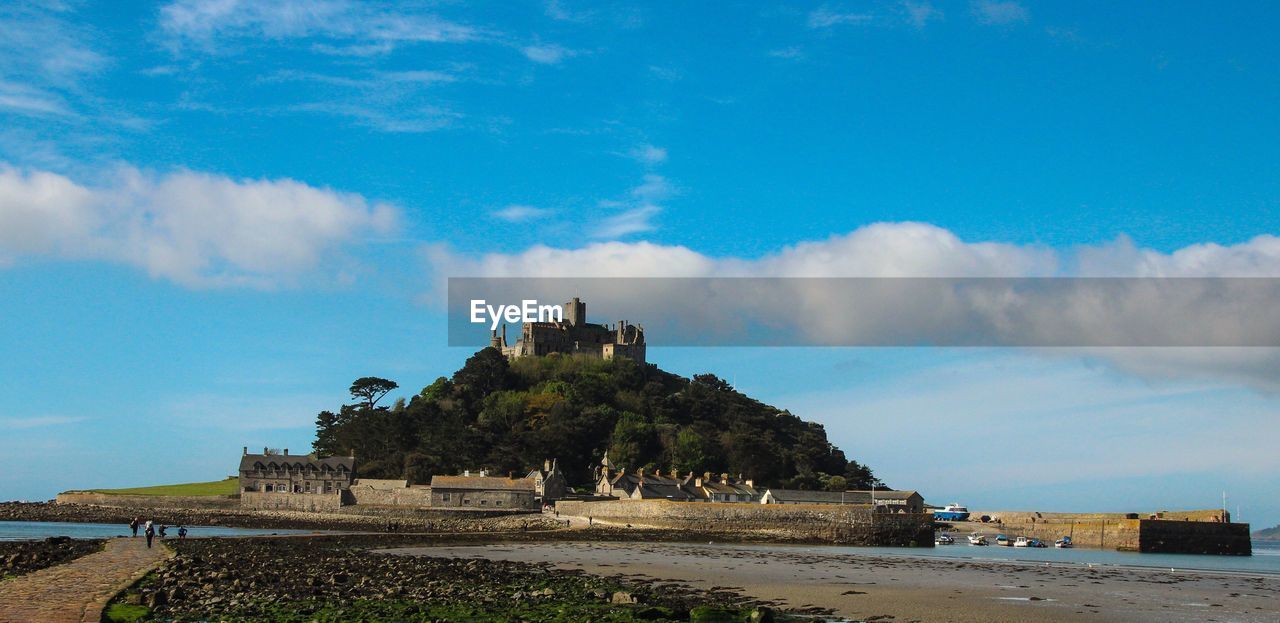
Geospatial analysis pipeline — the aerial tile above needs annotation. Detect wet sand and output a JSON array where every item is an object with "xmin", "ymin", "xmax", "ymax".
[{"xmin": 386, "ymin": 541, "xmax": 1280, "ymax": 623}]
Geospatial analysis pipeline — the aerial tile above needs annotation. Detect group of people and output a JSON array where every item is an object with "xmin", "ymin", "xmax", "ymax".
[{"xmin": 128, "ymin": 517, "xmax": 188, "ymax": 548}]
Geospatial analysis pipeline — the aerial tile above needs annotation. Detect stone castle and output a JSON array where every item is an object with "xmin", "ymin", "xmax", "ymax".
[{"xmin": 489, "ymin": 297, "xmax": 646, "ymax": 364}]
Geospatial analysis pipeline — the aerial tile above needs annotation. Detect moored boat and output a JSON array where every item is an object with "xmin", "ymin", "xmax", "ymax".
[
  {"xmin": 1055, "ymin": 536, "xmax": 1073, "ymax": 548},
  {"xmin": 933, "ymin": 503, "xmax": 971, "ymax": 521},
  {"xmin": 935, "ymin": 533, "xmax": 956, "ymax": 545},
  {"xmin": 967, "ymin": 534, "xmax": 989, "ymax": 545},
  {"xmin": 996, "ymin": 534, "xmax": 1011, "ymax": 546},
  {"xmin": 1014, "ymin": 536, "xmax": 1030, "ymax": 547}
]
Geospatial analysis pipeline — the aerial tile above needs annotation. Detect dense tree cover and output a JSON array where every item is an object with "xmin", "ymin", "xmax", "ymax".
[{"xmin": 314, "ymin": 348, "xmax": 882, "ymax": 490}]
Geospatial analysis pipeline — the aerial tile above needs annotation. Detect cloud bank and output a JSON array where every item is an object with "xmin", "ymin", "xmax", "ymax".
[
  {"xmin": 429, "ymin": 222, "xmax": 1280, "ymax": 390},
  {"xmin": 0, "ymin": 164, "xmax": 397, "ymax": 288}
]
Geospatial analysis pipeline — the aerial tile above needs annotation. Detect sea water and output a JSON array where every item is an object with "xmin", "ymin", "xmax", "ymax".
[
  {"xmin": 733, "ymin": 540, "xmax": 1280, "ymax": 576},
  {"xmin": 0, "ymin": 520, "xmax": 314, "ymax": 541}
]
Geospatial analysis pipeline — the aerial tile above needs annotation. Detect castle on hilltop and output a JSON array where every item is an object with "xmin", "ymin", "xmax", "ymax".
[{"xmin": 490, "ymin": 297, "xmax": 646, "ymax": 364}]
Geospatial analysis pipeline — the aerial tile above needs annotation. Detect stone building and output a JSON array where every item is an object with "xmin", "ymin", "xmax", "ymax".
[
  {"xmin": 491, "ymin": 297, "xmax": 646, "ymax": 364},
  {"xmin": 238, "ymin": 447, "xmax": 355, "ymax": 495},
  {"xmin": 525, "ymin": 458, "xmax": 568, "ymax": 503},
  {"xmin": 429, "ymin": 471, "xmax": 538, "ymax": 509},
  {"xmin": 760, "ymin": 489, "xmax": 924, "ymax": 513},
  {"xmin": 595, "ymin": 457, "xmax": 759, "ymax": 503}
]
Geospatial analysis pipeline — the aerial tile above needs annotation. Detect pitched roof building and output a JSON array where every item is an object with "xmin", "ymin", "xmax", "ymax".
[
  {"xmin": 429, "ymin": 471, "xmax": 538, "ymax": 509},
  {"xmin": 238, "ymin": 447, "xmax": 355, "ymax": 496}
]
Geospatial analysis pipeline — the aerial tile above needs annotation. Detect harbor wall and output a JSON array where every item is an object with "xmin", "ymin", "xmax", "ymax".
[
  {"xmin": 556, "ymin": 499, "xmax": 934, "ymax": 546},
  {"xmin": 54, "ymin": 492, "xmax": 239, "ymax": 510},
  {"xmin": 239, "ymin": 491, "xmax": 342, "ymax": 513},
  {"xmin": 346, "ymin": 479, "xmax": 433, "ymax": 508},
  {"xmin": 959, "ymin": 509, "xmax": 1248, "ymax": 554}
]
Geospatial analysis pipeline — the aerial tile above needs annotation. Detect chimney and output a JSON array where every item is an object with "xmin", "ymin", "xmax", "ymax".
[
  {"xmin": 745, "ymin": 479, "xmax": 754, "ymax": 488},
  {"xmin": 695, "ymin": 477, "xmax": 703, "ymax": 487},
  {"xmin": 636, "ymin": 467, "xmax": 645, "ymax": 478},
  {"xmin": 284, "ymin": 448, "xmax": 289, "ymax": 456},
  {"xmin": 264, "ymin": 447, "xmax": 269, "ymax": 455},
  {"xmin": 720, "ymin": 473, "xmax": 729, "ymax": 483},
  {"xmin": 544, "ymin": 459, "xmax": 551, "ymax": 472},
  {"xmin": 703, "ymin": 471, "xmax": 712, "ymax": 482},
  {"xmin": 243, "ymin": 446, "xmax": 248, "ymax": 455}
]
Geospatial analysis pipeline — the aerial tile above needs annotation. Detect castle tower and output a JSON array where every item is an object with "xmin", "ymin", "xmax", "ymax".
[{"xmin": 565, "ymin": 297, "xmax": 586, "ymax": 327}]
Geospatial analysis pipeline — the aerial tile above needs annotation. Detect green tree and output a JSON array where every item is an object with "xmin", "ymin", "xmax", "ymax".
[{"xmin": 349, "ymin": 377, "xmax": 398, "ymax": 409}]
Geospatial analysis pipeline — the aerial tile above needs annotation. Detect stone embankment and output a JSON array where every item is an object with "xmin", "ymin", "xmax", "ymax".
[
  {"xmin": 947, "ymin": 509, "xmax": 1251, "ymax": 554},
  {"xmin": 1, "ymin": 502, "xmax": 554, "ymax": 533},
  {"xmin": 557, "ymin": 499, "xmax": 934, "ymax": 546}
]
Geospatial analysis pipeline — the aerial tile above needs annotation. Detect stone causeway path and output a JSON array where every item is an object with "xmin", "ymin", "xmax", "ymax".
[{"xmin": 0, "ymin": 537, "xmax": 172, "ymax": 623}]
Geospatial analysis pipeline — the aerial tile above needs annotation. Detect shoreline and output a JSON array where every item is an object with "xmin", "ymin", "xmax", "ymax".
[{"xmin": 393, "ymin": 540, "xmax": 1280, "ymax": 623}]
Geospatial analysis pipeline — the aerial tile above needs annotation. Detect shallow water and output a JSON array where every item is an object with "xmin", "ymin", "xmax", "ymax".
[
  {"xmin": 732, "ymin": 539, "xmax": 1280, "ymax": 576},
  {"xmin": 0, "ymin": 520, "xmax": 314, "ymax": 541}
]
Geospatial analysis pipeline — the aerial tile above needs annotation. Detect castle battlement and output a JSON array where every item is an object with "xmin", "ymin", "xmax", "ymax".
[{"xmin": 490, "ymin": 297, "xmax": 646, "ymax": 364}]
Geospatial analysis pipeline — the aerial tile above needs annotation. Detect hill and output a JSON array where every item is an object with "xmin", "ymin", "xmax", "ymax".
[
  {"xmin": 80, "ymin": 477, "xmax": 239, "ymax": 496},
  {"xmin": 313, "ymin": 348, "xmax": 879, "ymax": 490},
  {"xmin": 1254, "ymin": 524, "xmax": 1280, "ymax": 541}
]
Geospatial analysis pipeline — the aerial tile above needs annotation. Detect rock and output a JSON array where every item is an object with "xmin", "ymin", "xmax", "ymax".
[
  {"xmin": 610, "ymin": 591, "xmax": 638, "ymax": 604},
  {"xmin": 748, "ymin": 606, "xmax": 776, "ymax": 623}
]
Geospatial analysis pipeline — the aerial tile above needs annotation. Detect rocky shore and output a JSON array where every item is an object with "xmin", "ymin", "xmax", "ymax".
[
  {"xmin": 112, "ymin": 535, "xmax": 780, "ymax": 622},
  {"xmin": 0, "ymin": 502, "xmax": 562, "ymax": 533},
  {"xmin": 0, "ymin": 536, "xmax": 104, "ymax": 580}
]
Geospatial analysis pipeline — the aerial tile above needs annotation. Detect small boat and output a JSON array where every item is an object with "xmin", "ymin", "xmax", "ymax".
[
  {"xmin": 1014, "ymin": 536, "xmax": 1030, "ymax": 548},
  {"xmin": 996, "ymin": 534, "xmax": 1011, "ymax": 546},
  {"xmin": 1028, "ymin": 538, "xmax": 1047, "ymax": 548},
  {"xmin": 1055, "ymin": 536, "xmax": 1073, "ymax": 549},
  {"xmin": 933, "ymin": 504, "xmax": 971, "ymax": 521},
  {"xmin": 967, "ymin": 534, "xmax": 989, "ymax": 546},
  {"xmin": 935, "ymin": 533, "xmax": 956, "ymax": 545}
]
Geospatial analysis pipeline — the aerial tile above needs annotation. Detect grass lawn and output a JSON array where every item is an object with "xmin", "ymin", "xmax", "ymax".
[{"xmin": 84, "ymin": 477, "xmax": 239, "ymax": 496}]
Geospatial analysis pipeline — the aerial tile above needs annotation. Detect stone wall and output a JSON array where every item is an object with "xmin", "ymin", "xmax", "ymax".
[
  {"xmin": 55, "ymin": 493, "xmax": 239, "ymax": 510},
  {"xmin": 958, "ymin": 509, "xmax": 1247, "ymax": 553},
  {"xmin": 556, "ymin": 499, "xmax": 933, "ymax": 546},
  {"xmin": 346, "ymin": 479, "xmax": 433, "ymax": 508},
  {"xmin": 239, "ymin": 491, "xmax": 342, "ymax": 513},
  {"xmin": 1139, "ymin": 519, "xmax": 1251, "ymax": 555}
]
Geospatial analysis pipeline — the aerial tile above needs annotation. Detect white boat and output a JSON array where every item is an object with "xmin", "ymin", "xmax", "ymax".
[
  {"xmin": 932, "ymin": 504, "xmax": 971, "ymax": 521},
  {"xmin": 935, "ymin": 533, "xmax": 956, "ymax": 545},
  {"xmin": 1014, "ymin": 536, "xmax": 1030, "ymax": 548},
  {"xmin": 1055, "ymin": 536, "xmax": 1073, "ymax": 548},
  {"xmin": 967, "ymin": 534, "xmax": 989, "ymax": 546}
]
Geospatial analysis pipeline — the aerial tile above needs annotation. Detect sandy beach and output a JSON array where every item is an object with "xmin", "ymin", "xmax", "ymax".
[{"xmin": 388, "ymin": 541, "xmax": 1280, "ymax": 623}]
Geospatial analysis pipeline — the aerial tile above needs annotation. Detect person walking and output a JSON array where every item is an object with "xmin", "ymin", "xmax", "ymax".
[
  {"xmin": 144, "ymin": 523, "xmax": 155, "ymax": 549},
  {"xmin": 158, "ymin": 525, "xmax": 167, "ymax": 539},
  {"xmin": 129, "ymin": 518, "xmax": 139, "ymax": 537},
  {"xmin": 177, "ymin": 526, "xmax": 187, "ymax": 540}
]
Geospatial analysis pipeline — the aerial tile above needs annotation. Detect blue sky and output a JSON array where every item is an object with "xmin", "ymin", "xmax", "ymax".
[{"xmin": 1, "ymin": 1, "xmax": 1278, "ymax": 527}]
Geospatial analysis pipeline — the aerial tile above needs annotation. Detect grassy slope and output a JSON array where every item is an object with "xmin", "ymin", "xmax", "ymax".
[{"xmin": 85, "ymin": 477, "xmax": 238, "ymax": 496}]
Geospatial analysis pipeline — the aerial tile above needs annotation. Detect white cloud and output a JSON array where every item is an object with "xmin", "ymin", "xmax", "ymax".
[
  {"xmin": 971, "ymin": 0, "xmax": 1029, "ymax": 25},
  {"xmin": 902, "ymin": 1, "xmax": 942, "ymax": 29},
  {"xmin": 627, "ymin": 144, "xmax": 668, "ymax": 165},
  {"xmin": 592, "ymin": 204, "xmax": 661, "ymax": 239},
  {"xmin": 521, "ymin": 43, "xmax": 578, "ymax": 65},
  {"xmin": 159, "ymin": 0, "xmax": 479, "ymax": 53},
  {"xmin": 492, "ymin": 204, "xmax": 551, "ymax": 222},
  {"xmin": 807, "ymin": 6, "xmax": 873, "ymax": 28},
  {"xmin": 0, "ymin": 164, "xmax": 398, "ymax": 288},
  {"xmin": 0, "ymin": 4, "xmax": 107, "ymax": 119},
  {"xmin": 427, "ymin": 222, "xmax": 1280, "ymax": 390}
]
